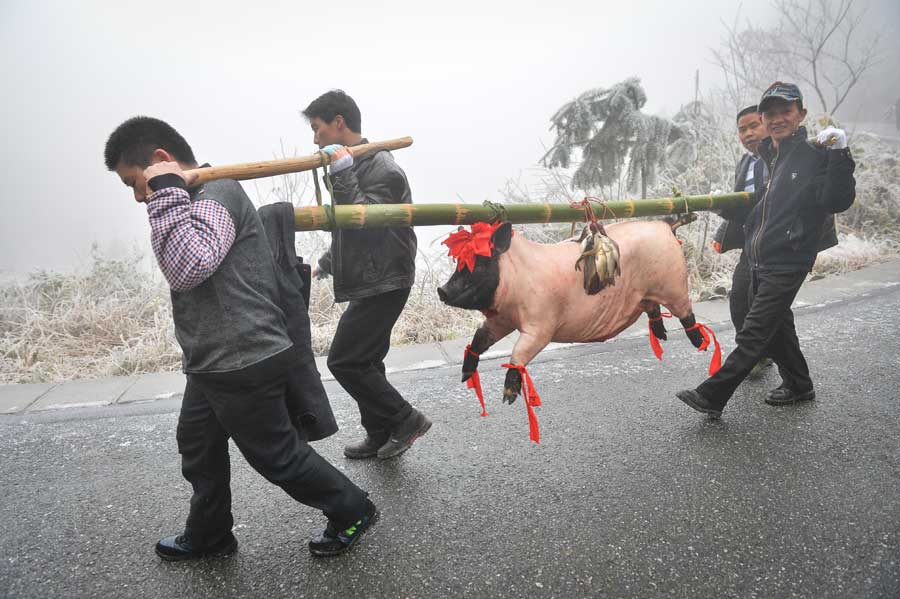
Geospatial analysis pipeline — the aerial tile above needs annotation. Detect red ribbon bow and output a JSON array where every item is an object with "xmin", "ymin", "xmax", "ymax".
[
  {"xmin": 647, "ymin": 311, "xmax": 673, "ymax": 360},
  {"xmin": 647, "ymin": 313, "xmax": 721, "ymax": 376},
  {"xmin": 500, "ymin": 363, "xmax": 542, "ymax": 444},
  {"xmin": 443, "ymin": 221, "xmax": 505, "ymax": 273},
  {"xmin": 685, "ymin": 322, "xmax": 722, "ymax": 376}
]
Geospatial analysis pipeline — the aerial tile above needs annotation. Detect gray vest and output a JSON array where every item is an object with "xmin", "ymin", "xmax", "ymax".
[{"xmin": 171, "ymin": 179, "xmax": 291, "ymax": 373}]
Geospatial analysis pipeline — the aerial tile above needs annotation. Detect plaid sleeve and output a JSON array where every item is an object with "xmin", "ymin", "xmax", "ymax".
[{"xmin": 145, "ymin": 186, "xmax": 236, "ymax": 292}]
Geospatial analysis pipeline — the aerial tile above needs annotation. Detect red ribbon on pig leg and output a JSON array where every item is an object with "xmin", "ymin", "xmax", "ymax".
[
  {"xmin": 685, "ymin": 322, "xmax": 722, "ymax": 376},
  {"xmin": 647, "ymin": 311, "xmax": 673, "ymax": 361},
  {"xmin": 500, "ymin": 363, "xmax": 542, "ymax": 444},
  {"xmin": 464, "ymin": 345, "xmax": 488, "ymax": 417}
]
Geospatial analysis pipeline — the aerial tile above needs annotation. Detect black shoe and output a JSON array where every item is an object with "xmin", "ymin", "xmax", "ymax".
[
  {"xmin": 155, "ymin": 532, "xmax": 237, "ymax": 562},
  {"xmin": 765, "ymin": 385, "xmax": 815, "ymax": 405},
  {"xmin": 344, "ymin": 433, "xmax": 389, "ymax": 459},
  {"xmin": 377, "ymin": 409, "xmax": 432, "ymax": 460},
  {"xmin": 675, "ymin": 389, "xmax": 723, "ymax": 419},
  {"xmin": 308, "ymin": 499, "xmax": 379, "ymax": 557}
]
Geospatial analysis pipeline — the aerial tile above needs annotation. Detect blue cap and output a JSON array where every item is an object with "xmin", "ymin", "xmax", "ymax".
[{"xmin": 759, "ymin": 82, "xmax": 803, "ymax": 111}]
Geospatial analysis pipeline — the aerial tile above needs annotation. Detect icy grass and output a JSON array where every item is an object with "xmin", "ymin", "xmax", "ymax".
[{"xmin": 2, "ymin": 135, "xmax": 898, "ymax": 384}]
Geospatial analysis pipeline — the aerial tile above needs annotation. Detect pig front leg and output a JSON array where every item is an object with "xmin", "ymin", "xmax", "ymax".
[
  {"xmin": 462, "ymin": 319, "xmax": 514, "ymax": 383},
  {"xmin": 503, "ymin": 330, "xmax": 552, "ymax": 404}
]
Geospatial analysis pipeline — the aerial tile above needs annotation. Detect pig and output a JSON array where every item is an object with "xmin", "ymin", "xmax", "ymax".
[{"xmin": 437, "ymin": 219, "xmax": 716, "ymax": 408}]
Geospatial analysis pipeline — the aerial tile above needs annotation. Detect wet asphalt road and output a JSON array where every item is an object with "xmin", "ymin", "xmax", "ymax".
[{"xmin": 1, "ymin": 285, "xmax": 899, "ymax": 599}]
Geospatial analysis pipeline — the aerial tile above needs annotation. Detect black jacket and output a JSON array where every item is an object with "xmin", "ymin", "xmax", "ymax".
[
  {"xmin": 317, "ymin": 140, "xmax": 417, "ymax": 302},
  {"xmin": 258, "ymin": 202, "xmax": 338, "ymax": 442},
  {"xmin": 715, "ymin": 152, "xmax": 764, "ymax": 253},
  {"xmin": 743, "ymin": 127, "xmax": 855, "ymax": 272}
]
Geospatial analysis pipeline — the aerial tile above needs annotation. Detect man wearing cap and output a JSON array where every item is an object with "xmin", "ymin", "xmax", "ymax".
[
  {"xmin": 676, "ymin": 82, "xmax": 856, "ymax": 418},
  {"xmin": 712, "ymin": 104, "xmax": 773, "ymax": 377}
]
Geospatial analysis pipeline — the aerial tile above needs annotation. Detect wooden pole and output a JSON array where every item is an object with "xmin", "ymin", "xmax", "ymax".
[
  {"xmin": 184, "ymin": 137, "xmax": 413, "ymax": 186},
  {"xmin": 294, "ymin": 192, "xmax": 753, "ymax": 231}
]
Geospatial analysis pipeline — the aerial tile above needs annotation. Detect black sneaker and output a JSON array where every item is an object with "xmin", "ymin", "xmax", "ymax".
[
  {"xmin": 675, "ymin": 389, "xmax": 724, "ymax": 419},
  {"xmin": 155, "ymin": 532, "xmax": 238, "ymax": 562},
  {"xmin": 765, "ymin": 385, "xmax": 815, "ymax": 405},
  {"xmin": 308, "ymin": 500, "xmax": 379, "ymax": 557},
  {"xmin": 344, "ymin": 434, "xmax": 388, "ymax": 459},
  {"xmin": 377, "ymin": 409, "xmax": 432, "ymax": 460}
]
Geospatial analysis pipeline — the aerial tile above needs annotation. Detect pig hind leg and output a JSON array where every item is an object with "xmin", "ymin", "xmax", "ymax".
[
  {"xmin": 657, "ymin": 296, "xmax": 706, "ymax": 349},
  {"xmin": 642, "ymin": 300, "xmax": 668, "ymax": 341}
]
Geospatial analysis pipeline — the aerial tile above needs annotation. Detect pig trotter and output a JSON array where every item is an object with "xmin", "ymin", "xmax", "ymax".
[
  {"xmin": 680, "ymin": 313, "xmax": 704, "ymax": 348},
  {"xmin": 462, "ymin": 327, "xmax": 493, "ymax": 382},
  {"xmin": 503, "ymin": 368, "xmax": 523, "ymax": 404},
  {"xmin": 462, "ymin": 349, "xmax": 480, "ymax": 383},
  {"xmin": 648, "ymin": 305, "xmax": 668, "ymax": 340}
]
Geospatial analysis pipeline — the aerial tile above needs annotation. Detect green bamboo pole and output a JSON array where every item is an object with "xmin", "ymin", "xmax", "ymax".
[{"xmin": 293, "ymin": 192, "xmax": 753, "ymax": 231}]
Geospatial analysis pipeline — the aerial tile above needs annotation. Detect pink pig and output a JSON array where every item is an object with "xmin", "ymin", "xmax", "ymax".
[{"xmin": 437, "ymin": 220, "xmax": 718, "ymax": 432}]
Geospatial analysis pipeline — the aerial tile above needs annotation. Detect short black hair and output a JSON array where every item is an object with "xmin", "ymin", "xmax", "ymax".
[
  {"xmin": 736, "ymin": 105, "xmax": 759, "ymax": 122},
  {"xmin": 302, "ymin": 90, "xmax": 362, "ymax": 133},
  {"xmin": 104, "ymin": 116, "xmax": 196, "ymax": 170}
]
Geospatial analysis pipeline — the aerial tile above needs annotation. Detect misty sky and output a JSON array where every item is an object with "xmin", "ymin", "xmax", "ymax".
[{"xmin": 1, "ymin": 0, "xmax": 897, "ymax": 274}]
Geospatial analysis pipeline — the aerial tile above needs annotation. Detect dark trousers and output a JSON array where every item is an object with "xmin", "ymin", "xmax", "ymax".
[
  {"xmin": 327, "ymin": 287, "xmax": 413, "ymax": 437},
  {"xmin": 178, "ymin": 348, "xmax": 368, "ymax": 548},
  {"xmin": 729, "ymin": 251, "xmax": 752, "ymax": 338},
  {"xmin": 697, "ymin": 268, "xmax": 813, "ymax": 407}
]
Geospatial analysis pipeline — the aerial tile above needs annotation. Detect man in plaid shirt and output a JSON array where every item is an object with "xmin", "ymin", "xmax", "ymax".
[{"xmin": 105, "ymin": 116, "xmax": 377, "ymax": 560}]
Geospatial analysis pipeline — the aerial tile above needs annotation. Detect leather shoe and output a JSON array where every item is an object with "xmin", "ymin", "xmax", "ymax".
[
  {"xmin": 675, "ymin": 389, "xmax": 723, "ymax": 419},
  {"xmin": 308, "ymin": 499, "xmax": 378, "ymax": 557},
  {"xmin": 765, "ymin": 385, "xmax": 815, "ymax": 405},
  {"xmin": 344, "ymin": 433, "xmax": 388, "ymax": 459},
  {"xmin": 377, "ymin": 409, "xmax": 432, "ymax": 459},
  {"xmin": 155, "ymin": 532, "xmax": 237, "ymax": 561}
]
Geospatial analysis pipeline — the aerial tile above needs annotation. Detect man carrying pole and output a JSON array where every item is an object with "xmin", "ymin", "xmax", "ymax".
[
  {"xmin": 713, "ymin": 104, "xmax": 773, "ymax": 378},
  {"xmin": 676, "ymin": 82, "xmax": 856, "ymax": 417},
  {"xmin": 303, "ymin": 90, "xmax": 431, "ymax": 460},
  {"xmin": 105, "ymin": 116, "xmax": 377, "ymax": 559}
]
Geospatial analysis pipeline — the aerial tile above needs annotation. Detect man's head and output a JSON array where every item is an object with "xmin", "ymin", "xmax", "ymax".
[
  {"xmin": 736, "ymin": 104, "xmax": 764, "ymax": 154},
  {"xmin": 302, "ymin": 90, "xmax": 362, "ymax": 148},
  {"xmin": 758, "ymin": 82, "xmax": 807, "ymax": 144},
  {"xmin": 104, "ymin": 116, "xmax": 196, "ymax": 202}
]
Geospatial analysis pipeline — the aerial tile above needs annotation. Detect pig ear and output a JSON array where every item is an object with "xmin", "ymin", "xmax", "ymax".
[{"xmin": 492, "ymin": 222, "xmax": 513, "ymax": 254}]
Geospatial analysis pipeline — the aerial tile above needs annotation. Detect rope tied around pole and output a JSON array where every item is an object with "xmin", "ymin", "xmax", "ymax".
[
  {"xmin": 481, "ymin": 200, "xmax": 508, "ymax": 224},
  {"xmin": 570, "ymin": 196, "xmax": 617, "ymax": 234},
  {"xmin": 311, "ymin": 150, "xmax": 337, "ymax": 230}
]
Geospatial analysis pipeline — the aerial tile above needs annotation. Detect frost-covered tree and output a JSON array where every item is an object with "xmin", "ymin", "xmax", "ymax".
[{"xmin": 542, "ymin": 78, "xmax": 681, "ymax": 199}]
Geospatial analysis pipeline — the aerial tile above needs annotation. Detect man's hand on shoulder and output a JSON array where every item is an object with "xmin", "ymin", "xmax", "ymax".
[
  {"xmin": 816, "ymin": 126, "xmax": 848, "ymax": 150},
  {"xmin": 321, "ymin": 144, "xmax": 354, "ymax": 174},
  {"xmin": 144, "ymin": 161, "xmax": 199, "ymax": 192}
]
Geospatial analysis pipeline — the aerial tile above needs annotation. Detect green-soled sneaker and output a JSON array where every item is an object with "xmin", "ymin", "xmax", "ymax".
[{"xmin": 308, "ymin": 500, "xmax": 378, "ymax": 557}]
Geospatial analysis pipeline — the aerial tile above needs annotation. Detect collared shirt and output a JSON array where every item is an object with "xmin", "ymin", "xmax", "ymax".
[{"xmin": 744, "ymin": 155, "xmax": 759, "ymax": 193}]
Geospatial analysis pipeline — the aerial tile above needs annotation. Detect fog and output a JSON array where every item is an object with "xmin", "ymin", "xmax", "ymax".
[{"xmin": 1, "ymin": 0, "xmax": 897, "ymax": 275}]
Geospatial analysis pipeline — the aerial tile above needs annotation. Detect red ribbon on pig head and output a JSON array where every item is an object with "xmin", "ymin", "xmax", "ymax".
[{"xmin": 442, "ymin": 221, "xmax": 508, "ymax": 273}]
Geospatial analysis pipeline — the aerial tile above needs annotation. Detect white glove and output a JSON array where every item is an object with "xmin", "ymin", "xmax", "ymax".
[
  {"xmin": 816, "ymin": 126, "xmax": 848, "ymax": 150},
  {"xmin": 321, "ymin": 144, "xmax": 354, "ymax": 173}
]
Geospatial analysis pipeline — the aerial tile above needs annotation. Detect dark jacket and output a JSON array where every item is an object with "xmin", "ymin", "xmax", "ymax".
[
  {"xmin": 317, "ymin": 140, "xmax": 417, "ymax": 302},
  {"xmin": 715, "ymin": 152, "xmax": 764, "ymax": 252},
  {"xmin": 744, "ymin": 127, "xmax": 855, "ymax": 272},
  {"xmin": 258, "ymin": 202, "xmax": 338, "ymax": 442}
]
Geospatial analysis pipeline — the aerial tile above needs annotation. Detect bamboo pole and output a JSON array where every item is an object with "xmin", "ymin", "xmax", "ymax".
[
  {"xmin": 184, "ymin": 137, "xmax": 413, "ymax": 186},
  {"xmin": 293, "ymin": 192, "xmax": 754, "ymax": 231}
]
